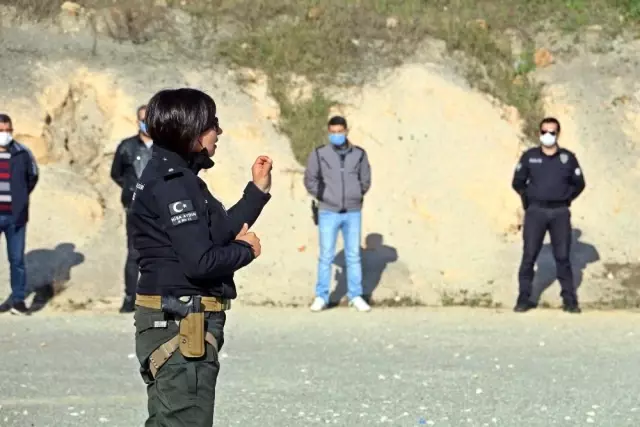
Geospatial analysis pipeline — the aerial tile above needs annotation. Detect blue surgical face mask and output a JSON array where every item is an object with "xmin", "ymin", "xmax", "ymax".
[
  {"xmin": 139, "ymin": 121, "xmax": 147, "ymax": 134},
  {"xmin": 328, "ymin": 133, "xmax": 346, "ymax": 146}
]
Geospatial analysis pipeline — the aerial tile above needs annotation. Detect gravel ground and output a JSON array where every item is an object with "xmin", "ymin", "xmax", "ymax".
[{"xmin": 0, "ymin": 307, "xmax": 638, "ymax": 427}]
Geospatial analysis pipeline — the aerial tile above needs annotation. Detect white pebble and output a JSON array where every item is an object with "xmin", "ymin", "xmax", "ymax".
[
  {"xmin": 393, "ymin": 374, "xmax": 401, "ymax": 380},
  {"xmin": 220, "ymin": 353, "xmax": 229, "ymax": 359},
  {"xmin": 300, "ymin": 368, "xmax": 307, "ymax": 373},
  {"xmin": 380, "ymin": 416, "xmax": 389, "ymax": 422},
  {"xmin": 539, "ymin": 341, "xmax": 545, "ymax": 346},
  {"xmin": 565, "ymin": 416, "xmax": 571, "ymax": 420},
  {"xmin": 378, "ymin": 374, "xmax": 386, "ymax": 380},
  {"xmin": 586, "ymin": 411, "xmax": 595, "ymax": 416},
  {"xmin": 476, "ymin": 388, "xmax": 483, "ymax": 394},
  {"xmin": 386, "ymin": 344, "xmax": 394, "ymax": 349},
  {"xmin": 127, "ymin": 353, "xmax": 136, "ymax": 359},
  {"xmin": 22, "ymin": 410, "xmax": 28, "ymax": 415},
  {"xmin": 587, "ymin": 418, "xmax": 594, "ymax": 423},
  {"xmin": 99, "ymin": 417, "xmax": 109, "ymax": 423},
  {"xmin": 495, "ymin": 365, "xmax": 501, "ymax": 370},
  {"xmin": 592, "ymin": 405, "xmax": 600, "ymax": 409},
  {"xmin": 361, "ymin": 404, "xmax": 369, "ymax": 408},
  {"xmin": 454, "ymin": 353, "xmax": 460, "ymax": 358},
  {"xmin": 304, "ymin": 380, "xmax": 311, "ymax": 385},
  {"xmin": 465, "ymin": 355, "xmax": 471, "ymax": 360},
  {"xmin": 508, "ymin": 364, "xmax": 514, "ymax": 369},
  {"xmin": 541, "ymin": 406, "xmax": 548, "ymax": 411},
  {"xmin": 70, "ymin": 413, "xmax": 79, "ymax": 416}
]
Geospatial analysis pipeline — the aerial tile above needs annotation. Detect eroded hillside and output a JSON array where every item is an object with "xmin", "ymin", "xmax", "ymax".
[{"xmin": 0, "ymin": 1, "xmax": 639, "ymax": 310}]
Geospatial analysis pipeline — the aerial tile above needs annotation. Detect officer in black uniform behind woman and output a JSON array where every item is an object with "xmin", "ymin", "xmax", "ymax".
[{"xmin": 129, "ymin": 88, "xmax": 272, "ymax": 426}]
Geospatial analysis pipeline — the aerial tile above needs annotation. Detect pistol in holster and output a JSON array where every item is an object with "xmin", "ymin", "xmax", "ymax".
[{"xmin": 161, "ymin": 295, "xmax": 206, "ymax": 358}]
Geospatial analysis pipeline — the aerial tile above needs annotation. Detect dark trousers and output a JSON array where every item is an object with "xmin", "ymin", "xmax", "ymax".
[
  {"xmin": 518, "ymin": 205, "xmax": 578, "ymax": 306},
  {"xmin": 0, "ymin": 215, "xmax": 27, "ymax": 303},
  {"xmin": 125, "ymin": 211, "xmax": 139, "ymax": 296},
  {"xmin": 134, "ymin": 306, "xmax": 225, "ymax": 427}
]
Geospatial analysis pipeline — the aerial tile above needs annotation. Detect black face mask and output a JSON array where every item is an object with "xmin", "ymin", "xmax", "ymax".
[{"xmin": 187, "ymin": 147, "xmax": 214, "ymax": 173}]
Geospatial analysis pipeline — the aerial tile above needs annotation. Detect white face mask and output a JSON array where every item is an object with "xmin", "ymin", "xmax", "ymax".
[
  {"xmin": 0, "ymin": 132, "xmax": 13, "ymax": 147},
  {"xmin": 539, "ymin": 132, "xmax": 557, "ymax": 147}
]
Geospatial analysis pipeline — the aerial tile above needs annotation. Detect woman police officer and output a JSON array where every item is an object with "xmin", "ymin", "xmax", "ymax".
[{"xmin": 129, "ymin": 88, "xmax": 272, "ymax": 426}]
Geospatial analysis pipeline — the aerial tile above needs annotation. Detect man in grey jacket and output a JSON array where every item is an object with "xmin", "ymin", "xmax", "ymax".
[{"xmin": 303, "ymin": 116, "xmax": 372, "ymax": 312}]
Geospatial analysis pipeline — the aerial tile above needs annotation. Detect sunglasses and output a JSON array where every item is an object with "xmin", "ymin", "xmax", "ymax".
[{"xmin": 540, "ymin": 130, "xmax": 557, "ymax": 136}]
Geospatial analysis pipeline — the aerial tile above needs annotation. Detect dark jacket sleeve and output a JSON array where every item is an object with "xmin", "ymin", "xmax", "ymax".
[
  {"xmin": 359, "ymin": 150, "xmax": 372, "ymax": 195},
  {"xmin": 568, "ymin": 153, "xmax": 586, "ymax": 202},
  {"xmin": 303, "ymin": 149, "xmax": 322, "ymax": 199},
  {"xmin": 511, "ymin": 151, "xmax": 530, "ymax": 208},
  {"xmin": 226, "ymin": 181, "xmax": 272, "ymax": 235},
  {"xmin": 154, "ymin": 172, "xmax": 255, "ymax": 280},
  {"xmin": 110, "ymin": 141, "xmax": 126, "ymax": 188},
  {"xmin": 24, "ymin": 145, "xmax": 39, "ymax": 193}
]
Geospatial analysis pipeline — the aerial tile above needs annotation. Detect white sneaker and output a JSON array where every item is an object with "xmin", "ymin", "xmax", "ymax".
[
  {"xmin": 310, "ymin": 297, "xmax": 327, "ymax": 312},
  {"xmin": 349, "ymin": 296, "xmax": 371, "ymax": 312}
]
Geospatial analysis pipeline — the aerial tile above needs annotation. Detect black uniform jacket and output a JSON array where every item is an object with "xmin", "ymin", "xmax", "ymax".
[
  {"xmin": 110, "ymin": 135, "xmax": 153, "ymax": 209},
  {"xmin": 129, "ymin": 145, "xmax": 271, "ymax": 299},
  {"xmin": 512, "ymin": 146, "xmax": 585, "ymax": 209}
]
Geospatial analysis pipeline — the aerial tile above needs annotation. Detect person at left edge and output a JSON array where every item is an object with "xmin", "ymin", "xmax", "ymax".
[
  {"xmin": 0, "ymin": 114, "xmax": 39, "ymax": 316},
  {"xmin": 130, "ymin": 88, "xmax": 272, "ymax": 426},
  {"xmin": 110, "ymin": 104, "xmax": 153, "ymax": 313}
]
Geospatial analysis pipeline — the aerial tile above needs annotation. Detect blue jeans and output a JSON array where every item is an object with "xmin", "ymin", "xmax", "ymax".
[
  {"xmin": 315, "ymin": 210, "xmax": 362, "ymax": 302},
  {"xmin": 0, "ymin": 216, "xmax": 27, "ymax": 303}
]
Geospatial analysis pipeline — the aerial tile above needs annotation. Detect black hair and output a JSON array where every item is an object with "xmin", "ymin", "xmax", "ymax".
[
  {"xmin": 145, "ymin": 88, "xmax": 217, "ymax": 156},
  {"xmin": 136, "ymin": 104, "xmax": 147, "ymax": 119},
  {"xmin": 328, "ymin": 115, "xmax": 347, "ymax": 129},
  {"xmin": 539, "ymin": 117, "xmax": 561, "ymax": 133},
  {"xmin": 0, "ymin": 114, "xmax": 12, "ymax": 127}
]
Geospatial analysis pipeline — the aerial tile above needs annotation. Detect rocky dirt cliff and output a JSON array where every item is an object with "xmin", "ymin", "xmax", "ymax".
[{"xmin": 0, "ymin": 4, "xmax": 638, "ymax": 311}]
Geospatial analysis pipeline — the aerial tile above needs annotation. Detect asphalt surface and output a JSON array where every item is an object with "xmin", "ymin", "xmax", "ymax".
[{"xmin": 0, "ymin": 307, "xmax": 638, "ymax": 427}]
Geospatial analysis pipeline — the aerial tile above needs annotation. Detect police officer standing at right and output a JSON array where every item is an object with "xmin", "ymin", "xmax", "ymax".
[{"xmin": 512, "ymin": 117, "xmax": 585, "ymax": 314}]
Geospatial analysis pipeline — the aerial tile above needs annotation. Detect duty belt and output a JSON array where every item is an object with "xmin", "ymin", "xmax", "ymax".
[
  {"xmin": 135, "ymin": 294, "xmax": 230, "ymax": 379},
  {"xmin": 135, "ymin": 294, "xmax": 231, "ymax": 312}
]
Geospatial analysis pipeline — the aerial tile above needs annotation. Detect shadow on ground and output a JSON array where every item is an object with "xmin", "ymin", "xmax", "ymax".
[
  {"xmin": 531, "ymin": 229, "xmax": 599, "ymax": 303},
  {"xmin": 25, "ymin": 243, "xmax": 85, "ymax": 313},
  {"xmin": 329, "ymin": 233, "xmax": 398, "ymax": 307}
]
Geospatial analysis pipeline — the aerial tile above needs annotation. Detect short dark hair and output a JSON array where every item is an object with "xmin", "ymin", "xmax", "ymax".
[
  {"xmin": 539, "ymin": 117, "xmax": 561, "ymax": 133},
  {"xmin": 145, "ymin": 89, "xmax": 217, "ymax": 156},
  {"xmin": 328, "ymin": 115, "xmax": 347, "ymax": 129},
  {"xmin": 0, "ymin": 114, "xmax": 12, "ymax": 127}
]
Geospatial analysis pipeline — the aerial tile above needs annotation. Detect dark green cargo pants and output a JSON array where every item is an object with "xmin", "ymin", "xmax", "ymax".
[{"xmin": 134, "ymin": 306, "xmax": 226, "ymax": 427}]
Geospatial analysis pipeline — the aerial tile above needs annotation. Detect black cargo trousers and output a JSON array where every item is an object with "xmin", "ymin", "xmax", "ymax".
[
  {"xmin": 517, "ymin": 204, "xmax": 578, "ymax": 306},
  {"xmin": 134, "ymin": 306, "xmax": 225, "ymax": 427}
]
